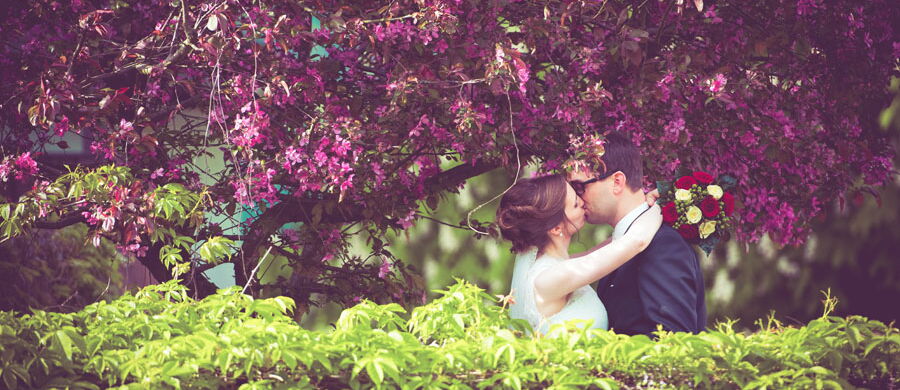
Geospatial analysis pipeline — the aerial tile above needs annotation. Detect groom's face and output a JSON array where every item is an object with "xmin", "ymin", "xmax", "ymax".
[{"xmin": 568, "ymin": 170, "xmax": 616, "ymax": 226}]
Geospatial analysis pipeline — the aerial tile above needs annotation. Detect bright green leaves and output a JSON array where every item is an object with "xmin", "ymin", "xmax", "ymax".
[
  {"xmin": 0, "ymin": 164, "xmax": 210, "ymax": 279},
  {"xmin": 158, "ymin": 235, "xmax": 203, "ymax": 278},
  {"xmin": 0, "ymin": 203, "xmax": 24, "ymax": 239},
  {"xmin": 151, "ymin": 183, "xmax": 204, "ymax": 224},
  {"xmin": 407, "ymin": 279, "xmax": 509, "ymax": 344},
  {"xmin": 352, "ymin": 355, "xmax": 401, "ymax": 388},
  {"xmin": 0, "ymin": 280, "xmax": 898, "ymax": 388},
  {"xmin": 197, "ymin": 236, "xmax": 235, "ymax": 264},
  {"xmin": 0, "ymin": 364, "xmax": 31, "ymax": 390},
  {"xmin": 52, "ymin": 329, "xmax": 78, "ymax": 361},
  {"xmin": 335, "ymin": 301, "xmax": 407, "ymax": 332}
]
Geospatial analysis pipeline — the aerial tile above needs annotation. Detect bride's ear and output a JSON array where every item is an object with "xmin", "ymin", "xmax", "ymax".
[{"xmin": 548, "ymin": 224, "xmax": 564, "ymax": 238}]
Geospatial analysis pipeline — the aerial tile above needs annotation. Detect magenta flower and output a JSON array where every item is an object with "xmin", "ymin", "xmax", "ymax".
[
  {"xmin": 378, "ymin": 260, "xmax": 393, "ymax": 279},
  {"xmin": 13, "ymin": 152, "xmax": 38, "ymax": 180},
  {"xmin": 705, "ymin": 74, "xmax": 728, "ymax": 94}
]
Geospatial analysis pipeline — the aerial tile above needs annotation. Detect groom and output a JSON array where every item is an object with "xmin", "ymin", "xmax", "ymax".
[{"xmin": 568, "ymin": 133, "xmax": 706, "ymax": 336}]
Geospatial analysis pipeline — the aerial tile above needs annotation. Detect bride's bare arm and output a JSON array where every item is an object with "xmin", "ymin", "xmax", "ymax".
[
  {"xmin": 570, "ymin": 237, "xmax": 613, "ymax": 258},
  {"xmin": 570, "ymin": 190, "xmax": 659, "ymax": 258},
  {"xmin": 534, "ymin": 204, "xmax": 663, "ymax": 301}
]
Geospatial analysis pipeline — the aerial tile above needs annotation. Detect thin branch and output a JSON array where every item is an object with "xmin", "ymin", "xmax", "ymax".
[
  {"xmin": 242, "ymin": 245, "xmax": 272, "ymax": 294},
  {"xmin": 65, "ymin": 32, "xmax": 86, "ymax": 77},
  {"xmin": 465, "ymin": 92, "xmax": 521, "ymax": 234},
  {"xmin": 415, "ymin": 212, "xmax": 470, "ymax": 230},
  {"xmin": 360, "ymin": 14, "xmax": 416, "ymax": 24},
  {"xmin": 272, "ymin": 246, "xmax": 348, "ymax": 274},
  {"xmin": 33, "ymin": 212, "xmax": 86, "ymax": 229}
]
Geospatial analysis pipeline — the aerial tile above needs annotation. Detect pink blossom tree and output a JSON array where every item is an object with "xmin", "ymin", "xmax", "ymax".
[{"xmin": 1, "ymin": 0, "xmax": 897, "ymax": 313}]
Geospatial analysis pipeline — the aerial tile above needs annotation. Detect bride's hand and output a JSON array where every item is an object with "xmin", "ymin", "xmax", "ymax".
[
  {"xmin": 645, "ymin": 189, "xmax": 661, "ymax": 206},
  {"xmin": 623, "ymin": 204, "xmax": 663, "ymax": 250}
]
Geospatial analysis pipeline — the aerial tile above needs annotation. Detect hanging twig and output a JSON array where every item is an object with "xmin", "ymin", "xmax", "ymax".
[
  {"xmin": 466, "ymin": 91, "xmax": 521, "ymax": 234},
  {"xmin": 241, "ymin": 245, "xmax": 272, "ymax": 294}
]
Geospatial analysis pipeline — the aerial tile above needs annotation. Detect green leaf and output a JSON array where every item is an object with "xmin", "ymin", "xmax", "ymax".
[
  {"xmin": 163, "ymin": 183, "xmax": 186, "ymax": 192},
  {"xmin": 674, "ymin": 166, "xmax": 691, "ymax": 179},
  {"xmin": 54, "ymin": 330, "xmax": 74, "ymax": 360},
  {"xmin": 282, "ymin": 350, "xmax": 298, "ymax": 368},
  {"xmin": 698, "ymin": 236, "xmax": 719, "ymax": 256},
  {"xmin": 67, "ymin": 181, "xmax": 83, "ymax": 199},
  {"xmin": 366, "ymin": 359, "xmax": 385, "ymax": 386},
  {"xmin": 594, "ymin": 378, "xmax": 619, "ymax": 390},
  {"xmin": 806, "ymin": 366, "xmax": 833, "ymax": 376},
  {"xmin": 2, "ymin": 220, "xmax": 15, "ymax": 238},
  {"xmin": 494, "ymin": 344, "xmax": 515, "ymax": 367},
  {"xmin": 162, "ymin": 200, "xmax": 174, "ymax": 219},
  {"xmin": 863, "ymin": 339, "xmax": 885, "ymax": 356},
  {"xmin": 655, "ymin": 180, "xmax": 673, "ymax": 197},
  {"xmin": 503, "ymin": 373, "xmax": 523, "ymax": 390},
  {"xmin": 64, "ymin": 327, "xmax": 86, "ymax": 355},
  {"xmin": 272, "ymin": 297, "xmax": 294, "ymax": 314},
  {"xmin": 2, "ymin": 369, "xmax": 18, "ymax": 390},
  {"xmin": 847, "ymin": 326, "xmax": 862, "ymax": 349},
  {"xmin": 717, "ymin": 174, "xmax": 738, "ymax": 191},
  {"xmin": 198, "ymin": 236, "xmax": 234, "ymax": 264},
  {"xmin": 6, "ymin": 365, "xmax": 30, "ymax": 387}
]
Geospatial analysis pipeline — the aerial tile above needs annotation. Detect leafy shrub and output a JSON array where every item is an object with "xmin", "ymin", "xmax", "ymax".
[
  {"xmin": 0, "ymin": 280, "xmax": 897, "ymax": 389},
  {"xmin": 0, "ymin": 224, "xmax": 123, "ymax": 313}
]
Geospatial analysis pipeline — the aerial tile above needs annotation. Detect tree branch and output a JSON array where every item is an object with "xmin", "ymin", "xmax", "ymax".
[
  {"xmin": 33, "ymin": 212, "xmax": 86, "ymax": 230},
  {"xmin": 93, "ymin": 1, "xmax": 196, "ymax": 83},
  {"xmin": 231, "ymin": 157, "xmax": 510, "ymax": 290}
]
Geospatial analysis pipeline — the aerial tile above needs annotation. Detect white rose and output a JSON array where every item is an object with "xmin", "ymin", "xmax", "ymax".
[
  {"xmin": 706, "ymin": 185, "xmax": 724, "ymax": 200},
  {"xmin": 686, "ymin": 206, "xmax": 703, "ymax": 224},
  {"xmin": 675, "ymin": 189, "xmax": 693, "ymax": 202},
  {"xmin": 699, "ymin": 220, "xmax": 717, "ymax": 239}
]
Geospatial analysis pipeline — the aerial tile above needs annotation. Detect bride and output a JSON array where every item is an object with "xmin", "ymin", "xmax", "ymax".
[{"xmin": 496, "ymin": 174, "xmax": 661, "ymax": 334}]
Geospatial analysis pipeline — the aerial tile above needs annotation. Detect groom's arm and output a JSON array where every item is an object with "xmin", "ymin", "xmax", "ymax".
[{"xmin": 636, "ymin": 231, "xmax": 702, "ymax": 334}]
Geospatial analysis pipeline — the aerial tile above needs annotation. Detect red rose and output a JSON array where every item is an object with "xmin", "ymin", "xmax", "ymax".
[
  {"xmin": 693, "ymin": 171, "xmax": 714, "ymax": 185},
  {"xmin": 678, "ymin": 223, "xmax": 699, "ymax": 240},
  {"xmin": 700, "ymin": 196, "xmax": 720, "ymax": 218},
  {"xmin": 722, "ymin": 192, "xmax": 735, "ymax": 216},
  {"xmin": 675, "ymin": 176, "xmax": 697, "ymax": 189},
  {"xmin": 662, "ymin": 202, "xmax": 678, "ymax": 224}
]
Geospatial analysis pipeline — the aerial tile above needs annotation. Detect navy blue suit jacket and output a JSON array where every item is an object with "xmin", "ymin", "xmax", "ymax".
[{"xmin": 596, "ymin": 224, "xmax": 706, "ymax": 336}]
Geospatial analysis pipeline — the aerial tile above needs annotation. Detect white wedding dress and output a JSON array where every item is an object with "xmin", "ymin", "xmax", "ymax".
[{"xmin": 508, "ymin": 249, "xmax": 609, "ymax": 334}]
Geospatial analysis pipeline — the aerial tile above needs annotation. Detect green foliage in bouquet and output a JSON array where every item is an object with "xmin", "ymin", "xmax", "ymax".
[{"xmin": 0, "ymin": 280, "xmax": 897, "ymax": 389}]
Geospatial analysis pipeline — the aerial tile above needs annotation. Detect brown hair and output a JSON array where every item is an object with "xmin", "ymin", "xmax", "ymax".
[
  {"xmin": 496, "ymin": 174, "xmax": 570, "ymax": 253},
  {"xmin": 599, "ymin": 132, "xmax": 644, "ymax": 191}
]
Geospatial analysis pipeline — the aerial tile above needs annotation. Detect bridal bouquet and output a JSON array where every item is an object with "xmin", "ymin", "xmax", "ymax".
[{"xmin": 656, "ymin": 170, "xmax": 737, "ymax": 255}]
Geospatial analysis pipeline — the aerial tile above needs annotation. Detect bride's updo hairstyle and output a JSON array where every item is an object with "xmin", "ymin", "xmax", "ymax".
[{"xmin": 496, "ymin": 174, "xmax": 569, "ymax": 253}]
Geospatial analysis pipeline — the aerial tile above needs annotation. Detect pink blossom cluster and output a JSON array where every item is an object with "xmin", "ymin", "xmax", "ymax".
[
  {"xmin": 0, "ymin": 153, "xmax": 39, "ymax": 182},
  {"xmin": 318, "ymin": 228, "xmax": 344, "ymax": 262},
  {"xmin": 232, "ymin": 103, "xmax": 271, "ymax": 148},
  {"xmin": 1, "ymin": 0, "xmax": 897, "ymax": 264},
  {"xmin": 232, "ymin": 164, "xmax": 278, "ymax": 206},
  {"xmin": 280, "ymin": 119, "xmax": 360, "ymax": 200}
]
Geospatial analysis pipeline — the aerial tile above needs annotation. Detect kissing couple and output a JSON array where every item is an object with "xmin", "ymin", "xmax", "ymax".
[{"xmin": 498, "ymin": 133, "xmax": 706, "ymax": 337}]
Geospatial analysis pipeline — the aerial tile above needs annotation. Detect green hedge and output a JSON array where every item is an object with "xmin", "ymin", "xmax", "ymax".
[{"xmin": 0, "ymin": 280, "xmax": 897, "ymax": 389}]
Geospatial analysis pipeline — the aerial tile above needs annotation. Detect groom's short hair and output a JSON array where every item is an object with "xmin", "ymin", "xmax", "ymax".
[{"xmin": 599, "ymin": 132, "xmax": 643, "ymax": 192}]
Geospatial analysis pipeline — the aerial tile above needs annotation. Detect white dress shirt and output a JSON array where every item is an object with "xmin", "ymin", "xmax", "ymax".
[{"xmin": 612, "ymin": 203, "xmax": 650, "ymax": 240}]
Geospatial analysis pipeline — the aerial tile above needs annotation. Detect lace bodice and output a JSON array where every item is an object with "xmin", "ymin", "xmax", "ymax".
[{"xmin": 508, "ymin": 250, "xmax": 608, "ymax": 334}]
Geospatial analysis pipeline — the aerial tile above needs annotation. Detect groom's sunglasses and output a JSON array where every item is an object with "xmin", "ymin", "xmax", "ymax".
[{"xmin": 569, "ymin": 171, "xmax": 616, "ymax": 196}]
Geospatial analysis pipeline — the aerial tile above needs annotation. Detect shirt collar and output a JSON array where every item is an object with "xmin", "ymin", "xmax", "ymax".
[{"xmin": 612, "ymin": 203, "xmax": 650, "ymax": 240}]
